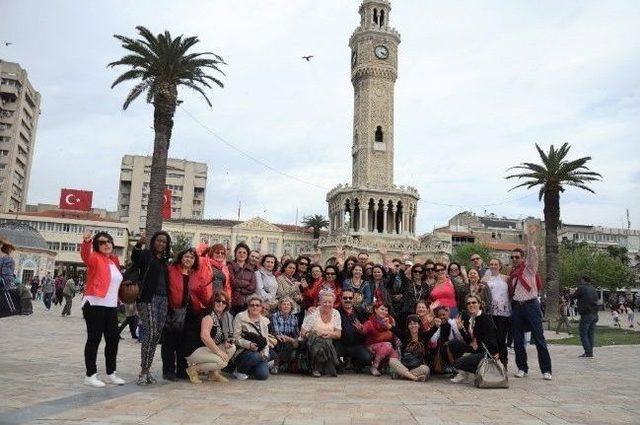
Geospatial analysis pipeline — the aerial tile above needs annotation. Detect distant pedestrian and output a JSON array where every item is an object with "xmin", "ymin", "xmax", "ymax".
[
  {"xmin": 118, "ymin": 302, "xmax": 139, "ymax": 340},
  {"xmin": 42, "ymin": 274, "xmax": 54, "ymax": 310},
  {"xmin": 571, "ymin": 276, "xmax": 599, "ymax": 358},
  {"xmin": 61, "ymin": 277, "xmax": 76, "ymax": 316},
  {"xmin": 0, "ymin": 238, "xmax": 16, "ymax": 289},
  {"xmin": 555, "ymin": 296, "xmax": 571, "ymax": 334},
  {"xmin": 30, "ymin": 276, "xmax": 39, "ymax": 300},
  {"xmin": 624, "ymin": 303, "xmax": 635, "ymax": 328}
]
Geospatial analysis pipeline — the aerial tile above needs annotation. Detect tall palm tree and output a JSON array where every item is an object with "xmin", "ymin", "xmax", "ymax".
[
  {"xmin": 506, "ymin": 143, "xmax": 602, "ymax": 326},
  {"xmin": 301, "ymin": 214, "xmax": 330, "ymax": 239},
  {"xmin": 108, "ymin": 26, "xmax": 225, "ymax": 236}
]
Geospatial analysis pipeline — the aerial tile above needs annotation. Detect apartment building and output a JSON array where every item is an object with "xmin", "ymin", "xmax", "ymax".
[
  {"xmin": 0, "ymin": 61, "xmax": 41, "ymax": 212},
  {"xmin": 117, "ymin": 155, "xmax": 207, "ymax": 233}
]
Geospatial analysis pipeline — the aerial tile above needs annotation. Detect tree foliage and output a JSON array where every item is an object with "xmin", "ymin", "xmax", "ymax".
[
  {"xmin": 171, "ymin": 233, "xmax": 193, "ymax": 259},
  {"xmin": 301, "ymin": 214, "xmax": 330, "ymax": 239},
  {"xmin": 451, "ymin": 243, "xmax": 492, "ymax": 268},
  {"xmin": 558, "ymin": 245, "xmax": 635, "ymax": 290}
]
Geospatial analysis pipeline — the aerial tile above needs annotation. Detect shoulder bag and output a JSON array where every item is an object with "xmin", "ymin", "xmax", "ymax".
[{"xmin": 474, "ymin": 343, "xmax": 509, "ymax": 389}]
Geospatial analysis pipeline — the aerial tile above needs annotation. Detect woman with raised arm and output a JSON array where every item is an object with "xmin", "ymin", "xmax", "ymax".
[
  {"xmin": 80, "ymin": 231, "xmax": 125, "ymax": 388},
  {"xmin": 132, "ymin": 231, "xmax": 172, "ymax": 385}
]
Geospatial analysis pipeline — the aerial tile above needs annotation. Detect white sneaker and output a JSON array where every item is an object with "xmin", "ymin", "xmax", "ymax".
[
  {"xmin": 542, "ymin": 372, "xmax": 553, "ymax": 381},
  {"xmin": 106, "ymin": 372, "xmax": 125, "ymax": 385},
  {"xmin": 233, "ymin": 371, "xmax": 248, "ymax": 380},
  {"xmin": 84, "ymin": 373, "xmax": 106, "ymax": 388},
  {"xmin": 514, "ymin": 370, "xmax": 528, "ymax": 378},
  {"xmin": 450, "ymin": 371, "xmax": 471, "ymax": 384}
]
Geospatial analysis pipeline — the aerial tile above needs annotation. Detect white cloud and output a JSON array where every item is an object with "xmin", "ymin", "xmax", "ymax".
[{"xmin": 2, "ymin": 0, "xmax": 638, "ymax": 232}]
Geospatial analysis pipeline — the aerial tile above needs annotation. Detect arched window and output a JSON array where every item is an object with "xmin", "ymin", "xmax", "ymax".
[
  {"xmin": 380, "ymin": 10, "xmax": 385, "ymax": 27},
  {"xmin": 373, "ymin": 8, "xmax": 378, "ymax": 24},
  {"xmin": 375, "ymin": 126, "xmax": 383, "ymax": 143}
]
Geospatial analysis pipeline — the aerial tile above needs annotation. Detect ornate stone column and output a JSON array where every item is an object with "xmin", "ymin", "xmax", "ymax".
[
  {"xmin": 390, "ymin": 204, "xmax": 397, "ymax": 234},
  {"xmin": 362, "ymin": 207, "xmax": 369, "ymax": 233},
  {"xmin": 382, "ymin": 206, "xmax": 388, "ymax": 234}
]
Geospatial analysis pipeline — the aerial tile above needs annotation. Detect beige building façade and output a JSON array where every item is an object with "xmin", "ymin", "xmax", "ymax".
[
  {"xmin": 0, "ymin": 61, "xmax": 41, "ymax": 213},
  {"xmin": 117, "ymin": 155, "xmax": 207, "ymax": 234}
]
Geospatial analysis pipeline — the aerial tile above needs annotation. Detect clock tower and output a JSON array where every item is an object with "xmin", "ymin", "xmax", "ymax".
[
  {"xmin": 321, "ymin": 0, "xmax": 426, "ymax": 259},
  {"xmin": 350, "ymin": 0, "xmax": 400, "ymax": 189}
]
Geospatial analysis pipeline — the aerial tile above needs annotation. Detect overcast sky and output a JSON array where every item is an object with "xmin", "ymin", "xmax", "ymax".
[{"xmin": 1, "ymin": 0, "xmax": 639, "ymax": 233}]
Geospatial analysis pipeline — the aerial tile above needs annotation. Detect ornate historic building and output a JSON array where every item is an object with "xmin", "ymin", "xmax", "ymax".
[{"xmin": 319, "ymin": 0, "xmax": 449, "ymax": 262}]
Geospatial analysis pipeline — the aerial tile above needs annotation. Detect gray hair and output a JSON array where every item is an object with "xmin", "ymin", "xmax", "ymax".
[
  {"xmin": 318, "ymin": 289, "xmax": 336, "ymax": 302},
  {"xmin": 246, "ymin": 294, "xmax": 263, "ymax": 306}
]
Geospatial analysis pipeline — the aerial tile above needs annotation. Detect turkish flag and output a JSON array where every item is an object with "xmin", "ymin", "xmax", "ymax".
[
  {"xmin": 59, "ymin": 189, "xmax": 93, "ymax": 211},
  {"xmin": 162, "ymin": 188, "xmax": 172, "ymax": 219}
]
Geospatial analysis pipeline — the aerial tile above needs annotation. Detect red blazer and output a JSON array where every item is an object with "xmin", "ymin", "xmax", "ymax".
[
  {"xmin": 80, "ymin": 240, "xmax": 121, "ymax": 298},
  {"xmin": 167, "ymin": 263, "xmax": 213, "ymax": 315}
]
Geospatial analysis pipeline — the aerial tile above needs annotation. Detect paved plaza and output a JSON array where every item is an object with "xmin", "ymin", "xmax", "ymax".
[{"xmin": 1, "ymin": 302, "xmax": 639, "ymax": 425}]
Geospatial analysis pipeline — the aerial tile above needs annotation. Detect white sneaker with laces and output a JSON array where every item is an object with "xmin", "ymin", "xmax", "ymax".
[
  {"xmin": 233, "ymin": 371, "xmax": 249, "ymax": 380},
  {"xmin": 84, "ymin": 373, "xmax": 106, "ymax": 388},
  {"xmin": 514, "ymin": 370, "xmax": 528, "ymax": 378},
  {"xmin": 542, "ymin": 372, "xmax": 553, "ymax": 381},
  {"xmin": 450, "ymin": 371, "xmax": 471, "ymax": 384},
  {"xmin": 106, "ymin": 372, "xmax": 126, "ymax": 385}
]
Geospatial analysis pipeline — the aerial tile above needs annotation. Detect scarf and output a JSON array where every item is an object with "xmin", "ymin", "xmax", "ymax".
[
  {"xmin": 209, "ymin": 257, "xmax": 231, "ymax": 298},
  {"xmin": 508, "ymin": 263, "xmax": 542, "ymax": 296}
]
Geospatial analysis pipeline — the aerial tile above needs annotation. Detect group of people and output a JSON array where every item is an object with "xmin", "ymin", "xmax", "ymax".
[
  {"xmin": 27, "ymin": 273, "xmax": 79, "ymax": 315},
  {"xmin": 79, "ymin": 222, "xmax": 554, "ymax": 389}
]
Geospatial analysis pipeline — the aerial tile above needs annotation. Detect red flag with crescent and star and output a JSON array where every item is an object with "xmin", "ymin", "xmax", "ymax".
[
  {"xmin": 59, "ymin": 189, "xmax": 93, "ymax": 211},
  {"xmin": 162, "ymin": 188, "xmax": 172, "ymax": 219}
]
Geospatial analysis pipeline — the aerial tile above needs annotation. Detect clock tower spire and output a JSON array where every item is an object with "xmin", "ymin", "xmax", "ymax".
[{"xmin": 350, "ymin": 0, "xmax": 400, "ymax": 189}]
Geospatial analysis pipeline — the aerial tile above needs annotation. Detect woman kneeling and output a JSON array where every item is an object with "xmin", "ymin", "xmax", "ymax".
[
  {"xmin": 448, "ymin": 294, "xmax": 500, "ymax": 384},
  {"xmin": 184, "ymin": 292, "xmax": 236, "ymax": 384}
]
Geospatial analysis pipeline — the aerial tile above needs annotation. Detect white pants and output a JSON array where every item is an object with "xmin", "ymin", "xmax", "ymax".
[{"xmin": 186, "ymin": 345, "xmax": 236, "ymax": 372}]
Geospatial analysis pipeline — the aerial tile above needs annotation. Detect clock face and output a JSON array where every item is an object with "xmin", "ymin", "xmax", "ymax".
[
  {"xmin": 351, "ymin": 50, "xmax": 357, "ymax": 67},
  {"xmin": 374, "ymin": 45, "xmax": 389, "ymax": 60}
]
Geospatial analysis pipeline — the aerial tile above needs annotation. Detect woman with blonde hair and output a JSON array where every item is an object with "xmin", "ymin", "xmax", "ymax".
[{"xmin": 301, "ymin": 290, "xmax": 342, "ymax": 377}]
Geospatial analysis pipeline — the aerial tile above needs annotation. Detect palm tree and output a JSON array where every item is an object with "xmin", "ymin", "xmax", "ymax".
[
  {"xmin": 301, "ymin": 214, "xmax": 330, "ymax": 239},
  {"xmin": 108, "ymin": 26, "xmax": 225, "ymax": 236},
  {"xmin": 506, "ymin": 143, "xmax": 602, "ymax": 326}
]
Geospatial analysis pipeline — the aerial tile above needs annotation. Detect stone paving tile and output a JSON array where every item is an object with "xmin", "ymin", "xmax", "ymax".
[{"xmin": 1, "ymin": 302, "xmax": 639, "ymax": 425}]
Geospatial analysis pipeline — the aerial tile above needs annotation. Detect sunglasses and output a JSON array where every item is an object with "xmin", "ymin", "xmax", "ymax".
[
  {"xmin": 413, "ymin": 270, "xmax": 424, "ymax": 274},
  {"xmin": 510, "ymin": 256, "xmax": 521, "ymax": 260},
  {"xmin": 342, "ymin": 296, "xmax": 353, "ymax": 300},
  {"xmin": 248, "ymin": 303, "xmax": 262, "ymax": 307},
  {"xmin": 425, "ymin": 268, "xmax": 434, "ymax": 271},
  {"xmin": 215, "ymin": 300, "xmax": 228, "ymax": 305},
  {"xmin": 213, "ymin": 250, "xmax": 225, "ymax": 254},
  {"xmin": 298, "ymin": 262, "xmax": 309, "ymax": 266},
  {"xmin": 97, "ymin": 239, "xmax": 112, "ymax": 245},
  {"xmin": 466, "ymin": 301, "xmax": 479, "ymax": 305},
  {"xmin": 435, "ymin": 269, "xmax": 445, "ymax": 272}
]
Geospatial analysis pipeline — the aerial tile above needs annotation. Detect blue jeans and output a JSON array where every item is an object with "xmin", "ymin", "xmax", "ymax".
[
  {"xmin": 236, "ymin": 350, "xmax": 269, "ymax": 380},
  {"xmin": 511, "ymin": 299, "xmax": 552, "ymax": 374},
  {"xmin": 579, "ymin": 313, "xmax": 598, "ymax": 356}
]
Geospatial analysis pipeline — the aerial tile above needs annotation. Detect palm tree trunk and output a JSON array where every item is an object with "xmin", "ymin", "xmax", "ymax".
[
  {"xmin": 543, "ymin": 188, "xmax": 560, "ymax": 329},
  {"xmin": 145, "ymin": 84, "xmax": 176, "ymax": 237}
]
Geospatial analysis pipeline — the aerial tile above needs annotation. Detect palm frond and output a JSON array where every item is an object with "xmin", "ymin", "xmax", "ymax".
[{"xmin": 123, "ymin": 81, "xmax": 150, "ymax": 110}]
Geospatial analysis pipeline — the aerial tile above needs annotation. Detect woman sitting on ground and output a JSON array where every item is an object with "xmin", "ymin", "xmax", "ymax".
[
  {"xmin": 415, "ymin": 300, "xmax": 434, "ymax": 332},
  {"xmin": 232, "ymin": 294, "xmax": 271, "ymax": 380},
  {"xmin": 448, "ymin": 294, "xmax": 500, "ymax": 384},
  {"xmin": 389, "ymin": 314, "xmax": 430, "ymax": 382},
  {"xmin": 361, "ymin": 302, "xmax": 399, "ymax": 377},
  {"xmin": 184, "ymin": 292, "xmax": 236, "ymax": 384},
  {"xmin": 300, "ymin": 290, "xmax": 342, "ymax": 377},
  {"xmin": 271, "ymin": 297, "xmax": 300, "ymax": 373}
]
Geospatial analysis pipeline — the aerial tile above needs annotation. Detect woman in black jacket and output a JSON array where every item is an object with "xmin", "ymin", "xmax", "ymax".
[
  {"xmin": 132, "ymin": 231, "xmax": 172, "ymax": 385},
  {"xmin": 448, "ymin": 294, "xmax": 499, "ymax": 384}
]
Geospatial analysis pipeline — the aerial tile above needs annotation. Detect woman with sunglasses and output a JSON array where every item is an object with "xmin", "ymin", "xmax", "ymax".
[
  {"xmin": 481, "ymin": 258, "xmax": 510, "ymax": 368},
  {"xmin": 231, "ymin": 294, "xmax": 271, "ymax": 380},
  {"xmin": 80, "ymin": 231, "xmax": 125, "ymax": 388},
  {"xmin": 184, "ymin": 292, "xmax": 236, "ymax": 384},
  {"xmin": 308, "ymin": 265, "xmax": 342, "ymax": 309},
  {"xmin": 399, "ymin": 264, "xmax": 429, "ymax": 330},
  {"xmin": 343, "ymin": 264, "xmax": 372, "ymax": 315},
  {"xmin": 276, "ymin": 260, "xmax": 303, "ymax": 313},
  {"xmin": 449, "ymin": 294, "xmax": 499, "ymax": 384},
  {"xmin": 132, "ymin": 231, "xmax": 172, "ymax": 385},
  {"xmin": 162, "ymin": 248, "xmax": 202, "ymax": 381},
  {"xmin": 423, "ymin": 260, "xmax": 436, "ymax": 287},
  {"xmin": 430, "ymin": 262, "xmax": 460, "ymax": 318},
  {"xmin": 201, "ymin": 243, "xmax": 231, "ymax": 301}
]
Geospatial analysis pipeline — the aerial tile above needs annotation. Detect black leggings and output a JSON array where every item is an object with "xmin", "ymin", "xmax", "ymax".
[
  {"xmin": 493, "ymin": 315, "xmax": 510, "ymax": 367},
  {"xmin": 83, "ymin": 303, "xmax": 119, "ymax": 376},
  {"xmin": 448, "ymin": 339, "xmax": 483, "ymax": 374}
]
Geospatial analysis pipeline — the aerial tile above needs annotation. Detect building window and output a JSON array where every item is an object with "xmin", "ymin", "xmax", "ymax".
[{"xmin": 375, "ymin": 126, "xmax": 383, "ymax": 143}]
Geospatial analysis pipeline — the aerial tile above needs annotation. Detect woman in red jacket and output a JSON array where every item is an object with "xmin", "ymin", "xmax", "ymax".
[
  {"xmin": 361, "ymin": 302, "xmax": 399, "ymax": 376},
  {"xmin": 80, "ymin": 231, "xmax": 125, "ymax": 388},
  {"xmin": 162, "ymin": 248, "xmax": 201, "ymax": 381}
]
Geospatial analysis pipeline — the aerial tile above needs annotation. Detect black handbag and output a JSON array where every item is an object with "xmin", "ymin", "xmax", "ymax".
[
  {"xmin": 401, "ymin": 352, "xmax": 423, "ymax": 369},
  {"xmin": 241, "ymin": 322, "xmax": 267, "ymax": 351},
  {"xmin": 165, "ymin": 307, "xmax": 187, "ymax": 332}
]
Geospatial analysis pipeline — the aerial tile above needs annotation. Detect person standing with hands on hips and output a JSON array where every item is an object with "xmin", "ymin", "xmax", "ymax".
[
  {"xmin": 80, "ymin": 230, "xmax": 125, "ymax": 387},
  {"xmin": 132, "ymin": 230, "xmax": 172, "ymax": 385},
  {"xmin": 508, "ymin": 223, "xmax": 553, "ymax": 380}
]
